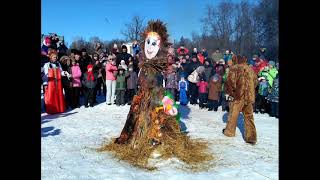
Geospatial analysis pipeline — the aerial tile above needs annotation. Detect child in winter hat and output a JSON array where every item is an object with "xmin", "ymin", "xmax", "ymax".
[
  {"xmin": 119, "ymin": 60, "xmax": 128, "ymax": 71},
  {"xmin": 82, "ymin": 64, "xmax": 97, "ymax": 108}
]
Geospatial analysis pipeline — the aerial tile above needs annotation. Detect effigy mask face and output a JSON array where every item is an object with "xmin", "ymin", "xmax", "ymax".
[{"xmin": 145, "ymin": 32, "xmax": 160, "ymax": 59}]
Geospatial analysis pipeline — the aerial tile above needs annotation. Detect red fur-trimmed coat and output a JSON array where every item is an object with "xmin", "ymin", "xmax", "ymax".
[{"xmin": 225, "ymin": 63, "xmax": 258, "ymax": 104}]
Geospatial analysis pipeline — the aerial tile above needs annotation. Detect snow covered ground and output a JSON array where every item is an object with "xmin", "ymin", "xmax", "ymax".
[{"xmin": 41, "ymin": 96, "xmax": 278, "ymax": 180}]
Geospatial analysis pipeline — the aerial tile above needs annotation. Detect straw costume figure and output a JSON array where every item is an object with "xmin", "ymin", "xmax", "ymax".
[{"xmin": 99, "ymin": 20, "xmax": 212, "ymax": 170}]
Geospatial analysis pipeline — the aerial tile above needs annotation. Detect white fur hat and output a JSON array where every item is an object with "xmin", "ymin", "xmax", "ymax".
[{"xmin": 219, "ymin": 59, "xmax": 225, "ymax": 64}]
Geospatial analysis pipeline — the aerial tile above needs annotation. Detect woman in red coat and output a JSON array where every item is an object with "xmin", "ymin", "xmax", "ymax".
[{"xmin": 42, "ymin": 50, "xmax": 69, "ymax": 114}]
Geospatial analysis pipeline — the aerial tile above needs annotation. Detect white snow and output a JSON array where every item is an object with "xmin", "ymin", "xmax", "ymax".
[{"xmin": 41, "ymin": 96, "xmax": 278, "ymax": 180}]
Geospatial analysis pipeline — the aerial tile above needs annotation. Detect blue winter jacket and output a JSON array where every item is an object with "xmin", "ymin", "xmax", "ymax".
[{"xmin": 132, "ymin": 44, "xmax": 141, "ymax": 56}]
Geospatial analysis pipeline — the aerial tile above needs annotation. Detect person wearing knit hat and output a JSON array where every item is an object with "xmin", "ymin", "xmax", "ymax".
[
  {"xmin": 82, "ymin": 64, "xmax": 98, "ymax": 108},
  {"xmin": 219, "ymin": 59, "xmax": 225, "ymax": 65},
  {"xmin": 164, "ymin": 65, "xmax": 178, "ymax": 100},
  {"xmin": 105, "ymin": 55, "xmax": 118, "ymax": 105},
  {"xmin": 256, "ymin": 75, "xmax": 269, "ymax": 114},
  {"xmin": 259, "ymin": 66, "xmax": 274, "ymax": 87},
  {"xmin": 119, "ymin": 60, "xmax": 128, "ymax": 71},
  {"xmin": 70, "ymin": 58, "xmax": 82, "ymax": 109},
  {"xmin": 116, "ymin": 44, "xmax": 133, "ymax": 67},
  {"xmin": 208, "ymin": 73, "xmax": 222, "ymax": 111},
  {"xmin": 41, "ymin": 37, "xmax": 52, "ymax": 56},
  {"xmin": 125, "ymin": 64, "xmax": 138, "ymax": 105},
  {"xmin": 267, "ymin": 60, "xmax": 278, "ymax": 85},
  {"xmin": 115, "ymin": 65, "xmax": 126, "ymax": 106}
]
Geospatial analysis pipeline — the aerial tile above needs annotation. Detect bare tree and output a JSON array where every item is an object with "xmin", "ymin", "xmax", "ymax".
[{"xmin": 121, "ymin": 15, "xmax": 146, "ymax": 42}]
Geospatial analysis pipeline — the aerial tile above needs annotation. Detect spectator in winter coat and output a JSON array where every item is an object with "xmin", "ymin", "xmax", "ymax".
[
  {"xmin": 197, "ymin": 77, "xmax": 209, "ymax": 109},
  {"xmin": 57, "ymin": 42, "xmax": 68, "ymax": 59},
  {"xmin": 204, "ymin": 61, "xmax": 213, "ymax": 83},
  {"xmin": 259, "ymin": 48, "xmax": 267, "ymax": 60},
  {"xmin": 177, "ymin": 45, "xmax": 189, "ymax": 56},
  {"xmin": 132, "ymin": 40, "xmax": 141, "ymax": 56},
  {"xmin": 105, "ymin": 55, "xmax": 118, "ymax": 105},
  {"xmin": 211, "ymin": 48, "xmax": 223, "ymax": 64},
  {"xmin": 215, "ymin": 59, "xmax": 226, "ymax": 77},
  {"xmin": 252, "ymin": 57, "xmax": 268, "ymax": 75},
  {"xmin": 112, "ymin": 43, "xmax": 119, "ymax": 56},
  {"xmin": 223, "ymin": 55, "xmax": 258, "ymax": 145},
  {"xmin": 223, "ymin": 50, "xmax": 232, "ymax": 63},
  {"xmin": 59, "ymin": 56, "xmax": 72, "ymax": 109},
  {"xmin": 116, "ymin": 45, "xmax": 133, "ymax": 66},
  {"xmin": 268, "ymin": 61, "xmax": 278, "ymax": 80},
  {"xmin": 49, "ymin": 34, "xmax": 59, "ymax": 49},
  {"xmin": 41, "ymin": 37, "xmax": 51, "ymax": 56},
  {"xmin": 208, "ymin": 74, "xmax": 222, "ymax": 111},
  {"xmin": 178, "ymin": 76, "xmax": 188, "ymax": 105},
  {"xmin": 165, "ymin": 66, "xmax": 178, "ymax": 99},
  {"xmin": 99, "ymin": 53, "xmax": 107, "ymax": 95},
  {"xmin": 248, "ymin": 55, "xmax": 258, "ymax": 66},
  {"xmin": 82, "ymin": 64, "xmax": 98, "ymax": 107},
  {"xmin": 201, "ymin": 48, "xmax": 208, "ymax": 58},
  {"xmin": 186, "ymin": 55, "xmax": 200, "ymax": 76},
  {"xmin": 191, "ymin": 47, "xmax": 198, "ymax": 57},
  {"xmin": 255, "ymin": 77, "xmax": 270, "ymax": 114},
  {"xmin": 95, "ymin": 42, "xmax": 104, "ymax": 54},
  {"xmin": 125, "ymin": 65, "xmax": 138, "ymax": 105},
  {"xmin": 131, "ymin": 55, "xmax": 140, "ymax": 74},
  {"xmin": 70, "ymin": 59, "xmax": 82, "ymax": 109},
  {"xmin": 259, "ymin": 66, "xmax": 274, "ymax": 87},
  {"xmin": 115, "ymin": 67, "xmax": 126, "ymax": 106},
  {"xmin": 266, "ymin": 74, "xmax": 279, "ymax": 118},
  {"xmin": 185, "ymin": 54, "xmax": 191, "ymax": 63},
  {"xmin": 80, "ymin": 48, "xmax": 93, "ymax": 73},
  {"xmin": 187, "ymin": 56, "xmax": 201, "ymax": 105},
  {"xmin": 91, "ymin": 54, "xmax": 103, "ymax": 103}
]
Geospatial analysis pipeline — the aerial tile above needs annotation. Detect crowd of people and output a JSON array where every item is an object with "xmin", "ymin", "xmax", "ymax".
[{"xmin": 41, "ymin": 35, "xmax": 278, "ymax": 119}]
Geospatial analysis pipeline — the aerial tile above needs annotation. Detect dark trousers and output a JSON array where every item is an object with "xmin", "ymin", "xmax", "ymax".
[
  {"xmin": 84, "ymin": 87, "xmax": 95, "ymax": 106},
  {"xmin": 63, "ymin": 86, "xmax": 72, "ymax": 108},
  {"xmin": 270, "ymin": 101, "xmax": 279, "ymax": 117},
  {"xmin": 95, "ymin": 77, "xmax": 104, "ymax": 96},
  {"xmin": 189, "ymin": 82, "xmax": 198, "ymax": 104},
  {"xmin": 126, "ymin": 89, "xmax": 136, "ymax": 104},
  {"xmin": 71, "ymin": 87, "xmax": 80, "ymax": 108},
  {"xmin": 208, "ymin": 99, "xmax": 219, "ymax": 110},
  {"xmin": 220, "ymin": 92, "xmax": 229, "ymax": 111},
  {"xmin": 116, "ymin": 89, "xmax": 126, "ymax": 105},
  {"xmin": 255, "ymin": 94, "xmax": 267, "ymax": 113},
  {"xmin": 199, "ymin": 93, "xmax": 208, "ymax": 108}
]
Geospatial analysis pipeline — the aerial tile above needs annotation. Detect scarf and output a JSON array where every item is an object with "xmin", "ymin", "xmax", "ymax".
[{"xmin": 87, "ymin": 70, "xmax": 94, "ymax": 81}]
